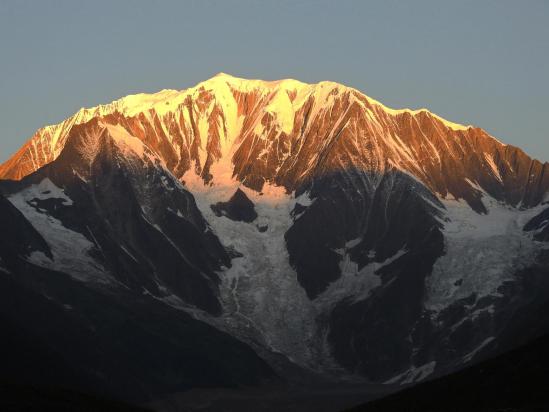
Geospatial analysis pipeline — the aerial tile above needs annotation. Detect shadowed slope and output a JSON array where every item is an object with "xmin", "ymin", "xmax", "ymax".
[{"xmin": 345, "ymin": 329, "xmax": 549, "ymax": 412}]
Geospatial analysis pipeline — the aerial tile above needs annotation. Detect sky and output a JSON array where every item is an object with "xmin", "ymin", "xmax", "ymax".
[{"xmin": 0, "ymin": 0, "xmax": 548, "ymax": 162}]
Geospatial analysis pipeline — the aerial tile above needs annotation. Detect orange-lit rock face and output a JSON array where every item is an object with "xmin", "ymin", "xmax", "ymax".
[{"xmin": 1, "ymin": 73, "xmax": 547, "ymax": 209}]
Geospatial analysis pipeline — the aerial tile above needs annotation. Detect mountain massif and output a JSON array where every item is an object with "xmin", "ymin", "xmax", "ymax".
[{"xmin": 1, "ymin": 73, "xmax": 548, "ymax": 410}]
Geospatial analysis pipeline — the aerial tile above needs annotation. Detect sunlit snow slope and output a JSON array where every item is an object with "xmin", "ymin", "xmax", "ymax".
[{"xmin": 2, "ymin": 73, "xmax": 548, "ymax": 211}]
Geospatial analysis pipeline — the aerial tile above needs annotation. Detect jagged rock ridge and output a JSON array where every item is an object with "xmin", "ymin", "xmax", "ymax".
[{"xmin": 2, "ymin": 73, "xmax": 548, "ymax": 211}]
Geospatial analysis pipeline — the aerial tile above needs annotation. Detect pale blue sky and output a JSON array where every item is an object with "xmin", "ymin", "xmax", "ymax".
[{"xmin": 1, "ymin": 0, "xmax": 547, "ymax": 162}]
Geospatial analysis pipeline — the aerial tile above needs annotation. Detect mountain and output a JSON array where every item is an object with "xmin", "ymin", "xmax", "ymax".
[{"xmin": 1, "ymin": 73, "xmax": 548, "ymax": 408}]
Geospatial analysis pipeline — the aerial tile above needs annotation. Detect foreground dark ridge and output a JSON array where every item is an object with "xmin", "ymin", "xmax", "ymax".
[
  {"xmin": 346, "ymin": 329, "xmax": 549, "ymax": 412},
  {"xmin": 0, "ymin": 382, "xmax": 152, "ymax": 412}
]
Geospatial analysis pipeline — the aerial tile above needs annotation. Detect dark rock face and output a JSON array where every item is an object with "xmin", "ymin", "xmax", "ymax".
[
  {"xmin": 285, "ymin": 170, "xmax": 445, "ymax": 300},
  {"xmin": 1, "ymin": 121, "xmax": 231, "ymax": 315},
  {"xmin": 491, "ymin": 249, "xmax": 549, "ymax": 351},
  {"xmin": 0, "ymin": 194, "xmax": 51, "ymax": 263},
  {"xmin": 211, "ymin": 188, "xmax": 258, "ymax": 222},
  {"xmin": 285, "ymin": 169, "xmax": 446, "ymax": 379},
  {"xmin": 524, "ymin": 206, "xmax": 549, "ymax": 241},
  {"xmin": 328, "ymin": 242, "xmax": 445, "ymax": 381}
]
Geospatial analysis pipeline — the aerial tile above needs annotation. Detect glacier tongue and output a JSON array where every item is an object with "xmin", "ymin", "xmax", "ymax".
[
  {"xmin": 182, "ymin": 171, "xmax": 324, "ymax": 370},
  {"xmin": 425, "ymin": 195, "xmax": 546, "ymax": 314}
]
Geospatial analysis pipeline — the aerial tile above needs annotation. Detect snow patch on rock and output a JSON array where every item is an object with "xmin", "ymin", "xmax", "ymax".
[
  {"xmin": 7, "ymin": 179, "xmax": 109, "ymax": 284},
  {"xmin": 462, "ymin": 336, "xmax": 495, "ymax": 363}
]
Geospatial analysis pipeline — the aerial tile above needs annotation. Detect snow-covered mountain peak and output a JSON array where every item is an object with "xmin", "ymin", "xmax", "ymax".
[
  {"xmin": 1, "ymin": 75, "xmax": 547, "ymax": 210},
  {"xmin": 205, "ymin": 72, "xmax": 311, "ymax": 91}
]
